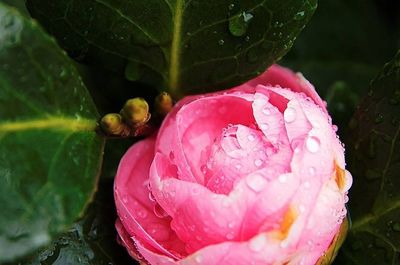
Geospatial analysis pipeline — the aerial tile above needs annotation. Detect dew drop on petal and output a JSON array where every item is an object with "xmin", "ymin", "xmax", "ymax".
[
  {"xmin": 308, "ymin": 167, "xmax": 316, "ymax": 175},
  {"xmin": 262, "ymin": 107, "xmax": 271, "ymax": 115},
  {"xmin": 259, "ymin": 123, "xmax": 269, "ymax": 130},
  {"xmin": 284, "ymin": 107, "xmax": 297, "ymax": 123},
  {"xmin": 226, "ymin": 232, "xmax": 235, "ymax": 240},
  {"xmin": 343, "ymin": 170, "xmax": 353, "ymax": 192},
  {"xmin": 138, "ymin": 210, "xmax": 148, "ymax": 219},
  {"xmin": 254, "ymin": 159, "xmax": 263, "ymax": 167},
  {"xmin": 306, "ymin": 136, "xmax": 320, "ymax": 153},
  {"xmin": 248, "ymin": 134, "xmax": 255, "ymax": 141},
  {"xmin": 122, "ymin": 196, "xmax": 129, "ymax": 203},
  {"xmin": 246, "ymin": 174, "xmax": 267, "ymax": 192}
]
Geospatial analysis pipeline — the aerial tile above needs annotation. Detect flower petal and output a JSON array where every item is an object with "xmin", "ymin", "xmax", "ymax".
[
  {"xmin": 150, "ymin": 153, "xmax": 248, "ymax": 254},
  {"xmin": 247, "ymin": 64, "xmax": 327, "ymax": 111},
  {"xmin": 114, "ymin": 136, "xmax": 186, "ymax": 259},
  {"xmin": 175, "ymin": 95, "xmax": 255, "ymax": 184}
]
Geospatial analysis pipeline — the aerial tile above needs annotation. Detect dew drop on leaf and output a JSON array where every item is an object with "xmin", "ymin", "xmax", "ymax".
[
  {"xmin": 294, "ymin": 11, "xmax": 305, "ymax": 21},
  {"xmin": 228, "ymin": 12, "xmax": 253, "ymax": 37}
]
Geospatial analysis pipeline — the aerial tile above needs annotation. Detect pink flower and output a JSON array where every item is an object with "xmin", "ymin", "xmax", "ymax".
[{"xmin": 114, "ymin": 65, "xmax": 352, "ymax": 265}]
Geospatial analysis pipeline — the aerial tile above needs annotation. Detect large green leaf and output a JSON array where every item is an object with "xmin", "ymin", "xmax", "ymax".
[
  {"xmin": 20, "ymin": 179, "xmax": 135, "ymax": 265},
  {"xmin": 335, "ymin": 51, "xmax": 400, "ymax": 264},
  {"xmin": 281, "ymin": 0, "xmax": 399, "ymax": 131},
  {"xmin": 0, "ymin": 3, "xmax": 105, "ymax": 262},
  {"xmin": 26, "ymin": 0, "xmax": 317, "ymax": 96}
]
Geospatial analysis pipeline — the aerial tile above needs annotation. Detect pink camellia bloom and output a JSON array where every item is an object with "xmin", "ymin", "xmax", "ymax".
[{"xmin": 114, "ymin": 65, "xmax": 352, "ymax": 265}]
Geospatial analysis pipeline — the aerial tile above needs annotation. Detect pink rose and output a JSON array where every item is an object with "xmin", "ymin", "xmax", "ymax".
[{"xmin": 114, "ymin": 65, "xmax": 352, "ymax": 265}]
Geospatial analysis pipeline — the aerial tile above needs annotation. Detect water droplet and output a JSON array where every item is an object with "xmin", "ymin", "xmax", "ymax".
[
  {"xmin": 138, "ymin": 210, "xmax": 148, "ymax": 219},
  {"xmin": 122, "ymin": 196, "xmax": 129, "ymax": 203},
  {"xmin": 201, "ymin": 164, "xmax": 208, "ymax": 175},
  {"xmin": 254, "ymin": 159, "xmax": 263, "ymax": 167},
  {"xmin": 218, "ymin": 39, "xmax": 225, "ymax": 45},
  {"xmin": 262, "ymin": 107, "xmax": 271, "ymax": 115},
  {"xmin": 294, "ymin": 11, "xmax": 305, "ymax": 20},
  {"xmin": 226, "ymin": 232, "xmax": 235, "ymax": 240},
  {"xmin": 246, "ymin": 174, "xmax": 267, "ymax": 192},
  {"xmin": 284, "ymin": 107, "xmax": 297, "ymax": 123},
  {"xmin": 259, "ymin": 123, "xmax": 269, "ymax": 130},
  {"xmin": 228, "ymin": 12, "xmax": 253, "ymax": 37},
  {"xmin": 304, "ymin": 181, "xmax": 311, "ymax": 189},
  {"xmin": 228, "ymin": 3, "xmax": 235, "ymax": 10},
  {"xmin": 235, "ymin": 163, "xmax": 242, "ymax": 170},
  {"xmin": 169, "ymin": 151, "xmax": 175, "ymax": 160},
  {"xmin": 308, "ymin": 167, "xmax": 316, "ymax": 175},
  {"xmin": 306, "ymin": 136, "xmax": 320, "ymax": 153},
  {"xmin": 249, "ymin": 235, "xmax": 267, "ymax": 252},
  {"xmin": 245, "ymin": 36, "xmax": 250, "ymax": 41},
  {"xmin": 228, "ymin": 221, "xmax": 235, "ymax": 228},
  {"xmin": 248, "ymin": 134, "xmax": 255, "ymax": 141}
]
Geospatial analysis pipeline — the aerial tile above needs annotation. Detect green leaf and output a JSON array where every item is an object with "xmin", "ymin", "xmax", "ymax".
[
  {"xmin": 0, "ymin": 3, "xmax": 105, "ymax": 262},
  {"xmin": 0, "ymin": 0, "xmax": 28, "ymax": 15},
  {"xmin": 335, "ymin": 51, "xmax": 400, "ymax": 264},
  {"xmin": 20, "ymin": 180, "xmax": 136, "ymax": 265},
  {"xmin": 26, "ymin": 0, "xmax": 317, "ymax": 96},
  {"xmin": 281, "ymin": 0, "xmax": 399, "ymax": 130}
]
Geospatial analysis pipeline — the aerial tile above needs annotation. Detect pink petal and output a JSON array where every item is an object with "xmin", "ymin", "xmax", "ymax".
[
  {"xmin": 252, "ymin": 91, "xmax": 285, "ymax": 145},
  {"xmin": 115, "ymin": 219, "xmax": 148, "ymax": 264},
  {"xmin": 175, "ymin": 95, "xmax": 255, "ymax": 184},
  {"xmin": 150, "ymin": 153, "xmax": 248, "ymax": 254},
  {"xmin": 114, "ymin": 136, "xmax": 186, "ymax": 259},
  {"xmin": 247, "ymin": 65, "xmax": 327, "ymax": 112}
]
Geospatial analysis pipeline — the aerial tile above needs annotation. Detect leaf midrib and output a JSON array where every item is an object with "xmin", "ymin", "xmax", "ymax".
[{"xmin": 0, "ymin": 116, "xmax": 97, "ymax": 132}]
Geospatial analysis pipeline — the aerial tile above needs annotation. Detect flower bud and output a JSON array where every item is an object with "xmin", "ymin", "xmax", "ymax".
[
  {"xmin": 100, "ymin": 113, "xmax": 128, "ymax": 136},
  {"xmin": 154, "ymin": 92, "xmax": 173, "ymax": 116},
  {"xmin": 121, "ymin": 98, "xmax": 150, "ymax": 126}
]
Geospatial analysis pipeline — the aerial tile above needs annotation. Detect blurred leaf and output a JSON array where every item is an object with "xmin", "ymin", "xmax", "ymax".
[
  {"xmin": 282, "ymin": 0, "xmax": 400, "ymax": 130},
  {"xmin": 20, "ymin": 179, "xmax": 136, "ymax": 265},
  {"xmin": 335, "ymin": 51, "xmax": 400, "ymax": 264},
  {"xmin": 0, "ymin": 0, "xmax": 28, "ymax": 15},
  {"xmin": 26, "ymin": 0, "xmax": 317, "ymax": 96},
  {"xmin": 0, "ymin": 3, "xmax": 105, "ymax": 262}
]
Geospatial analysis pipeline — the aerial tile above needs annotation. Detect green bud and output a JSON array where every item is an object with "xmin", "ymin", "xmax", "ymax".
[
  {"xmin": 155, "ymin": 92, "xmax": 173, "ymax": 116},
  {"xmin": 100, "ymin": 113, "xmax": 127, "ymax": 136},
  {"xmin": 121, "ymin": 97, "xmax": 150, "ymax": 126}
]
